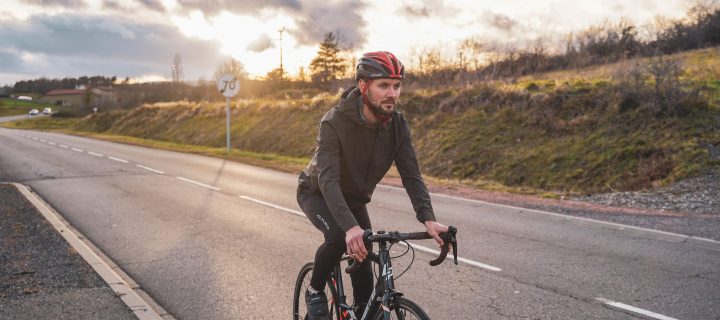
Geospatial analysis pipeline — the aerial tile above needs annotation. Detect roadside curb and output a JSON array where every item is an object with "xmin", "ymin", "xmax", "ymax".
[{"xmin": 9, "ymin": 183, "xmax": 173, "ymax": 320}]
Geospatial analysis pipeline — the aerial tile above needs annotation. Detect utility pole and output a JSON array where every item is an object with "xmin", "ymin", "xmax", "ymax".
[{"xmin": 278, "ymin": 26, "xmax": 286, "ymax": 82}]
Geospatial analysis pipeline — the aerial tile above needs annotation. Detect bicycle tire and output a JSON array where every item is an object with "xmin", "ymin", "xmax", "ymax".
[
  {"xmin": 293, "ymin": 262, "xmax": 341, "ymax": 320},
  {"xmin": 293, "ymin": 262, "xmax": 314, "ymax": 320},
  {"xmin": 371, "ymin": 297, "xmax": 431, "ymax": 320}
]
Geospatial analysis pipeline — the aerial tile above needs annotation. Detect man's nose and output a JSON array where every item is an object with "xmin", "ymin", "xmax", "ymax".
[{"xmin": 387, "ymin": 87, "xmax": 399, "ymax": 98}]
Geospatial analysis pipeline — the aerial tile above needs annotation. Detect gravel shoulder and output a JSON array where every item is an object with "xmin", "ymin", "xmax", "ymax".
[
  {"xmin": 0, "ymin": 184, "xmax": 136, "ymax": 320},
  {"xmin": 382, "ymin": 170, "xmax": 720, "ymax": 241}
]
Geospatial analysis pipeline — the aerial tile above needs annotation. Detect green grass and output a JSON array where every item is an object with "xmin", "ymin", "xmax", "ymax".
[{"xmin": 0, "ymin": 98, "xmax": 53, "ymax": 116}]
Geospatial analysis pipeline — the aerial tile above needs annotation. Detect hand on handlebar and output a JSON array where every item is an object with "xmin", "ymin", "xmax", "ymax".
[
  {"xmin": 345, "ymin": 226, "xmax": 368, "ymax": 262},
  {"xmin": 424, "ymin": 221, "xmax": 449, "ymax": 249}
]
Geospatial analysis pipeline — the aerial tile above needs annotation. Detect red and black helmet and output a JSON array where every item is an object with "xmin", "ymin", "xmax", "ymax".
[{"xmin": 355, "ymin": 51, "xmax": 405, "ymax": 81}]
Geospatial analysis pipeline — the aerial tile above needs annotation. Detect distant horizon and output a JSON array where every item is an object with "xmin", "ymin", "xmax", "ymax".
[{"xmin": 0, "ymin": 0, "xmax": 699, "ymax": 86}]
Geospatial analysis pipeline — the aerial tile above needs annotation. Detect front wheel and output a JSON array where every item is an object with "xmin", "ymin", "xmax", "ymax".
[
  {"xmin": 372, "ymin": 297, "xmax": 431, "ymax": 320},
  {"xmin": 293, "ymin": 262, "xmax": 314, "ymax": 320}
]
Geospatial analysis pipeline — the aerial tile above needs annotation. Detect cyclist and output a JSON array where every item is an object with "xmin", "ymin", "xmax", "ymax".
[{"xmin": 297, "ymin": 51, "xmax": 450, "ymax": 320}]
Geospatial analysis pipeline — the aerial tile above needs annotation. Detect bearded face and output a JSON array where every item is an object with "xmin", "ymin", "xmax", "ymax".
[{"xmin": 361, "ymin": 79, "xmax": 402, "ymax": 119}]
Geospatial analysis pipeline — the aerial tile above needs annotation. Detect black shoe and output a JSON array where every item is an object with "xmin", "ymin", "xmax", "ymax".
[{"xmin": 305, "ymin": 289, "xmax": 330, "ymax": 320}]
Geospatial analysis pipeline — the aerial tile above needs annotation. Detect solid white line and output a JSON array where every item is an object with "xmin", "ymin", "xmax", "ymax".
[
  {"xmin": 136, "ymin": 164, "xmax": 165, "ymax": 175},
  {"xmin": 88, "ymin": 152, "xmax": 104, "ymax": 157},
  {"xmin": 11, "ymin": 183, "xmax": 164, "ymax": 320},
  {"xmin": 176, "ymin": 177, "xmax": 220, "ymax": 191},
  {"xmin": 48, "ymin": 141, "xmax": 57, "ymax": 146},
  {"xmin": 395, "ymin": 241, "xmax": 502, "ymax": 272},
  {"xmin": 58, "ymin": 144, "xmax": 69, "ymax": 149},
  {"xmin": 237, "ymin": 195, "xmax": 501, "ymax": 272},
  {"xmin": 238, "ymin": 195, "xmax": 305, "ymax": 217},
  {"xmin": 108, "ymin": 156, "xmax": 129, "ymax": 163},
  {"xmin": 379, "ymin": 185, "xmax": 720, "ymax": 246},
  {"xmin": 596, "ymin": 298, "xmax": 678, "ymax": 320},
  {"xmin": 71, "ymin": 147, "xmax": 84, "ymax": 152}
]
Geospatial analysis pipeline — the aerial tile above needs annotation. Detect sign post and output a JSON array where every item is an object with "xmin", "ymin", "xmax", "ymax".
[{"xmin": 217, "ymin": 74, "xmax": 240, "ymax": 153}]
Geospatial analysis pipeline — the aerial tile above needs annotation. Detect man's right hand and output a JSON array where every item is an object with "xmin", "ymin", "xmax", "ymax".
[{"xmin": 345, "ymin": 226, "xmax": 368, "ymax": 262}]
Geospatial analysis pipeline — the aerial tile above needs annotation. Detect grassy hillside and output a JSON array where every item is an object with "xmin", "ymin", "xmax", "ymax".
[{"xmin": 4, "ymin": 48, "xmax": 720, "ymax": 195}]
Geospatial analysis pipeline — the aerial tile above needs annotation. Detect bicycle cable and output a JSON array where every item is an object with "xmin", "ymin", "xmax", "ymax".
[{"xmin": 387, "ymin": 240, "xmax": 415, "ymax": 281}]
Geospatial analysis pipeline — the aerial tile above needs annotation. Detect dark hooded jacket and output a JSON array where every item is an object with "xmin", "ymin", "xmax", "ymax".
[{"xmin": 298, "ymin": 86, "xmax": 435, "ymax": 232}]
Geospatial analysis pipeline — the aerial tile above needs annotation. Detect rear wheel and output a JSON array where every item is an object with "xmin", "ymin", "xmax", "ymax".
[{"xmin": 372, "ymin": 297, "xmax": 430, "ymax": 320}]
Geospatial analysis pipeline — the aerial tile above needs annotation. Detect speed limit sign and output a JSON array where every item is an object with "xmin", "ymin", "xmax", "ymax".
[{"xmin": 217, "ymin": 74, "xmax": 240, "ymax": 97}]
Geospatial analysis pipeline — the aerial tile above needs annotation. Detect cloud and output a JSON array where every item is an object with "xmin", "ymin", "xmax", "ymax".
[
  {"xmin": 24, "ymin": 0, "xmax": 87, "ymax": 7},
  {"xmin": 0, "ymin": 51, "xmax": 24, "ymax": 72},
  {"xmin": 137, "ymin": 0, "xmax": 166, "ymax": 12},
  {"xmin": 397, "ymin": 0, "xmax": 443, "ymax": 18},
  {"xmin": 0, "ymin": 14, "xmax": 227, "ymax": 80},
  {"xmin": 176, "ymin": 0, "xmax": 301, "ymax": 15},
  {"xmin": 246, "ymin": 34, "xmax": 275, "ymax": 52},
  {"xmin": 290, "ymin": 0, "xmax": 367, "ymax": 48},
  {"xmin": 488, "ymin": 13, "xmax": 517, "ymax": 31}
]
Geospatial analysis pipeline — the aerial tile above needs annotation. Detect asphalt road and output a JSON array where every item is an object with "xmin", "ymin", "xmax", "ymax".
[{"xmin": 1, "ymin": 124, "xmax": 718, "ymax": 319}]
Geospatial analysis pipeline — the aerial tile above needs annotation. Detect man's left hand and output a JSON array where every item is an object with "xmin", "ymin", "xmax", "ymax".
[{"xmin": 424, "ymin": 221, "xmax": 449, "ymax": 248}]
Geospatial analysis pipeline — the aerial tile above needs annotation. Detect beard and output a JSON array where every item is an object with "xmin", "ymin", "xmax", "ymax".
[{"xmin": 367, "ymin": 91, "xmax": 396, "ymax": 120}]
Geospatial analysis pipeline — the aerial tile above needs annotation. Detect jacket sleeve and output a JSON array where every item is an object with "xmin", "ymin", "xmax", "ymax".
[
  {"xmin": 394, "ymin": 117, "xmax": 436, "ymax": 223},
  {"xmin": 317, "ymin": 121, "xmax": 358, "ymax": 232}
]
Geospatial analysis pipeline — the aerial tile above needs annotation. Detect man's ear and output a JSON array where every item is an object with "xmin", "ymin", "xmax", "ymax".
[{"xmin": 358, "ymin": 79, "xmax": 370, "ymax": 93}]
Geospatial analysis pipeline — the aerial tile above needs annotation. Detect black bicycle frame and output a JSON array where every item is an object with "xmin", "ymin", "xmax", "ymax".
[{"xmin": 328, "ymin": 240, "xmax": 400, "ymax": 320}]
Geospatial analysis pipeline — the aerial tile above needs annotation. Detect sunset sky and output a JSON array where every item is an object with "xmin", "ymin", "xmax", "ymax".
[{"xmin": 0, "ymin": 0, "xmax": 697, "ymax": 86}]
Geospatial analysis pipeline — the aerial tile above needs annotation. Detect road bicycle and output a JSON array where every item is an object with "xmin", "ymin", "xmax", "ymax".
[{"xmin": 293, "ymin": 226, "xmax": 458, "ymax": 320}]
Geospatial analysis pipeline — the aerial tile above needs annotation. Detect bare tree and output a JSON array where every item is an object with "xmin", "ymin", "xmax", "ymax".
[{"xmin": 214, "ymin": 58, "xmax": 248, "ymax": 81}]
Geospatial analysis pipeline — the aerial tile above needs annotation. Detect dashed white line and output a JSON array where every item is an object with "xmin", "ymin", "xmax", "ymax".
[
  {"xmin": 88, "ymin": 152, "xmax": 104, "ymax": 157},
  {"xmin": 237, "ymin": 194, "xmax": 501, "ymax": 271},
  {"xmin": 596, "ymin": 298, "xmax": 678, "ymax": 320},
  {"xmin": 176, "ymin": 177, "xmax": 220, "ymax": 191},
  {"xmin": 238, "ymin": 195, "xmax": 305, "ymax": 217},
  {"xmin": 58, "ymin": 144, "xmax": 69, "ymax": 149},
  {"xmin": 71, "ymin": 147, "xmax": 84, "ymax": 152},
  {"xmin": 108, "ymin": 156, "xmax": 129, "ymax": 163},
  {"xmin": 39, "ymin": 138, "xmax": 47, "ymax": 142},
  {"xmin": 48, "ymin": 141, "xmax": 57, "ymax": 146},
  {"xmin": 136, "ymin": 164, "xmax": 165, "ymax": 174}
]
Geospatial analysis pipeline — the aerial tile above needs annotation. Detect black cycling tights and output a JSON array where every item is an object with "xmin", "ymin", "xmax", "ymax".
[{"xmin": 297, "ymin": 188, "xmax": 373, "ymax": 305}]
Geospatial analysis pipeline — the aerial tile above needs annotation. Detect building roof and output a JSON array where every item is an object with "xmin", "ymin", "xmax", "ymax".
[{"xmin": 45, "ymin": 89, "xmax": 85, "ymax": 96}]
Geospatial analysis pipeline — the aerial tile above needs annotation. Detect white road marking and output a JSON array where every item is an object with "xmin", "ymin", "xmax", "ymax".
[
  {"xmin": 88, "ymin": 152, "xmax": 104, "ymax": 157},
  {"xmin": 237, "ymin": 195, "xmax": 501, "ymax": 272},
  {"xmin": 31, "ymin": 137, "xmax": 38, "ymax": 140},
  {"xmin": 176, "ymin": 177, "xmax": 220, "ymax": 191},
  {"xmin": 379, "ymin": 185, "xmax": 720, "ymax": 245},
  {"xmin": 48, "ymin": 141, "xmax": 57, "ymax": 146},
  {"xmin": 58, "ymin": 144, "xmax": 69, "ymax": 149},
  {"xmin": 238, "ymin": 195, "xmax": 305, "ymax": 217},
  {"xmin": 108, "ymin": 156, "xmax": 129, "ymax": 163},
  {"xmin": 136, "ymin": 164, "xmax": 165, "ymax": 174},
  {"xmin": 39, "ymin": 138, "xmax": 47, "ymax": 142},
  {"xmin": 395, "ymin": 241, "xmax": 502, "ymax": 272},
  {"xmin": 71, "ymin": 147, "xmax": 84, "ymax": 152},
  {"xmin": 596, "ymin": 298, "xmax": 678, "ymax": 320}
]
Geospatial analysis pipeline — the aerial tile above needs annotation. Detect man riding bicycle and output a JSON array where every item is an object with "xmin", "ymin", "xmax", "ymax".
[{"xmin": 296, "ymin": 51, "xmax": 450, "ymax": 320}]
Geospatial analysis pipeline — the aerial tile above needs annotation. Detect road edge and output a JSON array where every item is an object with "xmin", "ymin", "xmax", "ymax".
[{"xmin": 8, "ymin": 182, "xmax": 174, "ymax": 320}]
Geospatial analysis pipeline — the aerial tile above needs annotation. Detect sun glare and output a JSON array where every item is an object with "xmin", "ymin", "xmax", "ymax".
[{"xmin": 171, "ymin": 9, "xmax": 318, "ymax": 79}]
